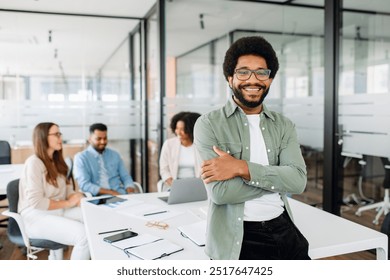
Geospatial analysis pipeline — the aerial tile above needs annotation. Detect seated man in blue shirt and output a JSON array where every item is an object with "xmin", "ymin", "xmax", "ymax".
[{"xmin": 74, "ymin": 123, "xmax": 135, "ymax": 196}]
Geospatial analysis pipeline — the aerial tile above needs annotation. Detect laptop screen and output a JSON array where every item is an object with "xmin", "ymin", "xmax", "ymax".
[{"xmin": 157, "ymin": 178, "xmax": 207, "ymax": 204}]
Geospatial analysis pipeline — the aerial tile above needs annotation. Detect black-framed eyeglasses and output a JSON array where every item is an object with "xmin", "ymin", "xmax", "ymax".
[
  {"xmin": 48, "ymin": 132, "xmax": 63, "ymax": 138},
  {"xmin": 234, "ymin": 68, "xmax": 271, "ymax": 81}
]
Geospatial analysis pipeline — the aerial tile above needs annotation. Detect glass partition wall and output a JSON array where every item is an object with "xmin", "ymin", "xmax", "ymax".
[
  {"xmin": 165, "ymin": 0, "xmax": 325, "ymax": 204},
  {"xmin": 0, "ymin": 10, "xmax": 144, "ymax": 184},
  {"xmin": 146, "ymin": 9, "xmax": 161, "ymax": 192},
  {"xmin": 339, "ymin": 2, "xmax": 390, "ymax": 226}
]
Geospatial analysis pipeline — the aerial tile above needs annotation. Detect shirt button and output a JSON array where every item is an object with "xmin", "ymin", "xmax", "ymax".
[
  {"xmin": 227, "ymin": 150, "xmax": 230, "ymax": 154},
  {"xmin": 251, "ymin": 181, "xmax": 255, "ymax": 184},
  {"xmin": 271, "ymin": 186, "xmax": 275, "ymax": 190},
  {"xmin": 245, "ymin": 147, "xmax": 249, "ymax": 150},
  {"xmin": 262, "ymin": 127, "xmax": 265, "ymax": 130},
  {"xmin": 236, "ymin": 242, "xmax": 240, "ymax": 245},
  {"xmin": 256, "ymin": 182, "xmax": 259, "ymax": 185},
  {"xmin": 244, "ymin": 123, "xmax": 248, "ymax": 126},
  {"xmin": 267, "ymin": 149, "xmax": 271, "ymax": 152},
  {"xmin": 238, "ymin": 217, "xmax": 242, "ymax": 221}
]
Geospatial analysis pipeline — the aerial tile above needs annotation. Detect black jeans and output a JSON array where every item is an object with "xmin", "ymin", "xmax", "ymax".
[{"xmin": 239, "ymin": 211, "xmax": 311, "ymax": 260}]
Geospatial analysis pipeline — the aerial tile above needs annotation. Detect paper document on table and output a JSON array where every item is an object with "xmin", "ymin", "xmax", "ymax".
[
  {"xmin": 199, "ymin": 206, "xmax": 208, "ymax": 216},
  {"xmin": 116, "ymin": 203, "xmax": 183, "ymax": 221},
  {"xmin": 116, "ymin": 203, "xmax": 160, "ymax": 216},
  {"xmin": 177, "ymin": 220, "xmax": 206, "ymax": 246},
  {"xmin": 111, "ymin": 233, "xmax": 163, "ymax": 250},
  {"xmin": 112, "ymin": 198, "xmax": 144, "ymax": 210},
  {"xmin": 188, "ymin": 207, "xmax": 207, "ymax": 220},
  {"xmin": 125, "ymin": 239, "xmax": 183, "ymax": 260}
]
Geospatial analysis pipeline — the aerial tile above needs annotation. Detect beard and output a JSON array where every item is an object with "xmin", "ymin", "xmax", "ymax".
[
  {"xmin": 231, "ymin": 83, "xmax": 270, "ymax": 108},
  {"xmin": 92, "ymin": 144, "xmax": 106, "ymax": 153}
]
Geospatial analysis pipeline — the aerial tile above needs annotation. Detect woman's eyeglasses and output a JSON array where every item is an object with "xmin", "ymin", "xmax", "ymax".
[{"xmin": 48, "ymin": 132, "xmax": 63, "ymax": 138}]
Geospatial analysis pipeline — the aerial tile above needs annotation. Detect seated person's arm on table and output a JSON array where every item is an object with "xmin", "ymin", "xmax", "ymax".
[
  {"xmin": 25, "ymin": 161, "xmax": 76, "ymax": 210},
  {"xmin": 26, "ymin": 180, "xmax": 83, "ymax": 211},
  {"xmin": 49, "ymin": 193, "xmax": 85, "ymax": 210},
  {"xmin": 97, "ymin": 187, "xmax": 120, "ymax": 196}
]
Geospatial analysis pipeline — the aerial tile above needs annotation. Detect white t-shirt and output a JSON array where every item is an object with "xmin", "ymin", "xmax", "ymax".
[
  {"xmin": 177, "ymin": 144, "xmax": 196, "ymax": 179},
  {"xmin": 244, "ymin": 114, "xmax": 284, "ymax": 222}
]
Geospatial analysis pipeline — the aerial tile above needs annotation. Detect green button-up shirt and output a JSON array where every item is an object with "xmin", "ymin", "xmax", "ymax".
[{"xmin": 194, "ymin": 98, "xmax": 307, "ymax": 260}]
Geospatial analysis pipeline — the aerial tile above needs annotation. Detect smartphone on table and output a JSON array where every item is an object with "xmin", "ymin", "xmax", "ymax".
[{"xmin": 103, "ymin": 230, "xmax": 138, "ymax": 243}]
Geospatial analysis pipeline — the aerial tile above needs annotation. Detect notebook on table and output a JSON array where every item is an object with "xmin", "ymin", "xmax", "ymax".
[
  {"xmin": 177, "ymin": 220, "xmax": 207, "ymax": 246},
  {"xmin": 158, "ymin": 178, "xmax": 207, "ymax": 205},
  {"xmin": 125, "ymin": 239, "xmax": 183, "ymax": 260},
  {"xmin": 111, "ymin": 233, "xmax": 162, "ymax": 250}
]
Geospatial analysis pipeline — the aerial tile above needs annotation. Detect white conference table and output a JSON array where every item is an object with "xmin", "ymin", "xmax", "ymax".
[
  {"xmin": 81, "ymin": 192, "xmax": 388, "ymax": 260},
  {"xmin": 0, "ymin": 164, "xmax": 24, "ymax": 195},
  {"xmin": 81, "ymin": 193, "xmax": 209, "ymax": 260}
]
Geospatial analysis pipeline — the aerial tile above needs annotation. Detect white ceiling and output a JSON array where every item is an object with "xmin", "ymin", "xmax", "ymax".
[
  {"xmin": 166, "ymin": 0, "xmax": 326, "ymax": 57},
  {"xmin": 0, "ymin": 0, "xmax": 389, "ymax": 77},
  {"xmin": 0, "ymin": 0, "xmax": 155, "ymax": 17},
  {"xmin": 0, "ymin": 0, "xmax": 155, "ymax": 76}
]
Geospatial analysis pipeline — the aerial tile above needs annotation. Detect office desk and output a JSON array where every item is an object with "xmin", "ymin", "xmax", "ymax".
[
  {"xmin": 0, "ymin": 164, "xmax": 24, "ymax": 195},
  {"xmin": 81, "ymin": 193, "xmax": 209, "ymax": 260},
  {"xmin": 81, "ymin": 193, "xmax": 388, "ymax": 260},
  {"xmin": 290, "ymin": 199, "xmax": 388, "ymax": 260}
]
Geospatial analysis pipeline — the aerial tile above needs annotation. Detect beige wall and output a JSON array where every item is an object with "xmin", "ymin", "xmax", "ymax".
[{"xmin": 11, "ymin": 144, "xmax": 86, "ymax": 164}]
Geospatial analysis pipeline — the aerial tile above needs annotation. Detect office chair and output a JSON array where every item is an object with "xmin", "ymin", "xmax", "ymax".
[
  {"xmin": 64, "ymin": 157, "xmax": 76, "ymax": 190},
  {"xmin": 134, "ymin": 182, "xmax": 144, "ymax": 193},
  {"xmin": 355, "ymin": 158, "xmax": 390, "ymax": 225},
  {"xmin": 0, "ymin": 140, "xmax": 11, "ymax": 164},
  {"xmin": 157, "ymin": 179, "xmax": 172, "ymax": 192},
  {"xmin": 0, "ymin": 140, "xmax": 12, "ymax": 229},
  {"xmin": 157, "ymin": 180, "xmax": 164, "ymax": 193},
  {"xmin": 343, "ymin": 154, "xmax": 374, "ymax": 206},
  {"xmin": 3, "ymin": 179, "xmax": 67, "ymax": 260}
]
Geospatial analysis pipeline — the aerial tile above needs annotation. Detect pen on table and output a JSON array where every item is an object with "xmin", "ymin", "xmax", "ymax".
[
  {"xmin": 98, "ymin": 228, "xmax": 128, "ymax": 235},
  {"xmin": 143, "ymin": 210, "xmax": 168, "ymax": 216}
]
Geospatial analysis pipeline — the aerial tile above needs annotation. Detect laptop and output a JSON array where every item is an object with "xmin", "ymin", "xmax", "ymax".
[{"xmin": 158, "ymin": 178, "xmax": 208, "ymax": 204}]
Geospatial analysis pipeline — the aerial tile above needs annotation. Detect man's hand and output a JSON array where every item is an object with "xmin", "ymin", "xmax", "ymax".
[
  {"xmin": 126, "ymin": 187, "xmax": 135, "ymax": 194},
  {"xmin": 99, "ymin": 188, "xmax": 120, "ymax": 196},
  {"xmin": 201, "ymin": 146, "xmax": 249, "ymax": 183}
]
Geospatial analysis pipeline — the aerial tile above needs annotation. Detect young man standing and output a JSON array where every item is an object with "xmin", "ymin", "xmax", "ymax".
[
  {"xmin": 74, "ymin": 123, "xmax": 135, "ymax": 196},
  {"xmin": 194, "ymin": 36, "xmax": 310, "ymax": 260}
]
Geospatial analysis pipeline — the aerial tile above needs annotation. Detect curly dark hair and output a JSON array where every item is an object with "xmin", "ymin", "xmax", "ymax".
[
  {"xmin": 223, "ymin": 36, "xmax": 279, "ymax": 81},
  {"xmin": 170, "ymin": 111, "xmax": 201, "ymax": 142}
]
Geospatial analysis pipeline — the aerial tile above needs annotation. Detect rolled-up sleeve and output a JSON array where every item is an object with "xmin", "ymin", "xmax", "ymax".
[
  {"xmin": 194, "ymin": 115, "xmax": 267, "ymax": 205},
  {"xmin": 244, "ymin": 123, "xmax": 307, "ymax": 195}
]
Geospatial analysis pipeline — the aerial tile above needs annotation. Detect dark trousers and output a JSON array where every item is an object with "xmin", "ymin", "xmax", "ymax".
[{"xmin": 239, "ymin": 210, "xmax": 311, "ymax": 260}]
